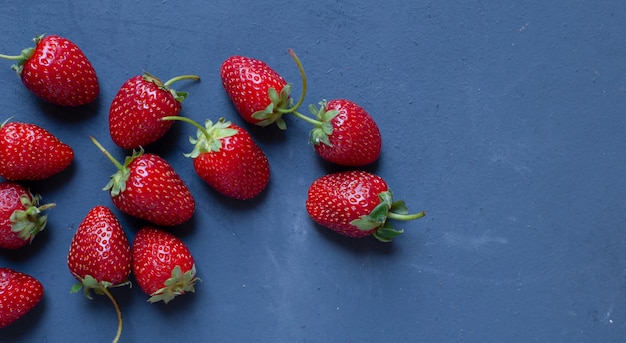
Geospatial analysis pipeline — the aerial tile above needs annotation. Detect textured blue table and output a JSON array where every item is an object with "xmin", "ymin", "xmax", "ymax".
[{"xmin": 1, "ymin": 1, "xmax": 625, "ymax": 342}]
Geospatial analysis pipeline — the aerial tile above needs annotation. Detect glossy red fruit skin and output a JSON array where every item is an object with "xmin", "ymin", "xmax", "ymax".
[
  {"xmin": 67, "ymin": 206, "xmax": 131, "ymax": 285},
  {"xmin": 305, "ymin": 170, "xmax": 388, "ymax": 238},
  {"xmin": 112, "ymin": 154, "xmax": 195, "ymax": 226},
  {"xmin": 220, "ymin": 55, "xmax": 287, "ymax": 124},
  {"xmin": 0, "ymin": 121, "xmax": 74, "ymax": 180},
  {"xmin": 131, "ymin": 226, "xmax": 196, "ymax": 299},
  {"xmin": 313, "ymin": 99, "xmax": 381, "ymax": 166},
  {"xmin": 20, "ymin": 35, "xmax": 99, "ymax": 106},
  {"xmin": 0, "ymin": 268, "xmax": 44, "ymax": 328},
  {"xmin": 194, "ymin": 123, "xmax": 270, "ymax": 200},
  {"xmin": 109, "ymin": 75, "xmax": 181, "ymax": 149}
]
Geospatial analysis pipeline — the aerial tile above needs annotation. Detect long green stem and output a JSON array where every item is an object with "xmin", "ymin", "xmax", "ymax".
[
  {"xmin": 387, "ymin": 211, "xmax": 426, "ymax": 221},
  {"xmin": 278, "ymin": 49, "xmax": 307, "ymax": 114},
  {"xmin": 163, "ymin": 75, "xmax": 200, "ymax": 87},
  {"xmin": 161, "ymin": 116, "xmax": 211, "ymax": 138},
  {"xmin": 0, "ymin": 54, "xmax": 21, "ymax": 60},
  {"xmin": 290, "ymin": 110, "xmax": 323, "ymax": 126},
  {"xmin": 101, "ymin": 287, "xmax": 123, "ymax": 343},
  {"xmin": 90, "ymin": 136, "xmax": 125, "ymax": 171}
]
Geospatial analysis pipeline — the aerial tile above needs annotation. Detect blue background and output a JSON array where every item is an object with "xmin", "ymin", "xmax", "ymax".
[{"xmin": 1, "ymin": 1, "xmax": 625, "ymax": 342}]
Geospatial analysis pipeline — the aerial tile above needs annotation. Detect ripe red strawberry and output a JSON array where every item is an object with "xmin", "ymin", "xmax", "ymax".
[
  {"xmin": 0, "ymin": 268, "xmax": 44, "ymax": 328},
  {"xmin": 305, "ymin": 171, "xmax": 425, "ymax": 242},
  {"xmin": 0, "ymin": 119, "xmax": 74, "ymax": 180},
  {"xmin": 132, "ymin": 226, "xmax": 199, "ymax": 303},
  {"xmin": 0, "ymin": 182, "xmax": 55, "ymax": 249},
  {"xmin": 308, "ymin": 99, "xmax": 381, "ymax": 166},
  {"xmin": 163, "ymin": 116, "xmax": 270, "ymax": 200},
  {"xmin": 91, "ymin": 137, "xmax": 195, "ymax": 226},
  {"xmin": 220, "ymin": 54, "xmax": 292, "ymax": 128},
  {"xmin": 109, "ymin": 72, "xmax": 200, "ymax": 149},
  {"xmin": 67, "ymin": 205, "xmax": 131, "ymax": 343},
  {"xmin": 0, "ymin": 34, "xmax": 99, "ymax": 106}
]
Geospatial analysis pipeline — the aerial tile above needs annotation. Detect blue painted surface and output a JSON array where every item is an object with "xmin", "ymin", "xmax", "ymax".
[{"xmin": 1, "ymin": 1, "xmax": 625, "ymax": 342}]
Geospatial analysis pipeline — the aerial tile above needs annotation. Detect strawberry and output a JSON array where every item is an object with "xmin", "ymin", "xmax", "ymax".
[
  {"xmin": 305, "ymin": 170, "xmax": 425, "ymax": 242},
  {"xmin": 0, "ymin": 182, "xmax": 55, "ymax": 249},
  {"xmin": 0, "ymin": 119, "xmax": 74, "ymax": 180},
  {"xmin": 91, "ymin": 137, "xmax": 195, "ymax": 226},
  {"xmin": 67, "ymin": 205, "xmax": 131, "ymax": 343},
  {"xmin": 0, "ymin": 34, "xmax": 99, "ymax": 106},
  {"xmin": 307, "ymin": 99, "xmax": 382, "ymax": 166},
  {"xmin": 162, "ymin": 116, "xmax": 270, "ymax": 200},
  {"xmin": 109, "ymin": 72, "xmax": 200, "ymax": 149},
  {"xmin": 220, "ymin": 54, "xmax": 293, "ymax": 128},
  {"xmin": 132, "ymin": 226, "xmax": 199, "ymax": 303},
  {"xmin": 0, "ymin": 268, "xmax": 44, "ymax": 328}
]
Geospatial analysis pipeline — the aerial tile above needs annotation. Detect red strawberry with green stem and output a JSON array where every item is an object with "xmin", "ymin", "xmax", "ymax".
[
  {"xmin": 0, "ymin": 182, "xmax": 55, "ymax": 249},
  {"xmin": 305, "ymin": 170, "xmax": 425, "ymax": 242},
  {"xmin": 109, "ymin": 72, "xmax": 200, "ymax": 149},
  {"xmin": 132, "ymin": 226, "xmax": 199, "ymax": 303},
  {"xmin": 0, "ymin": 268, "xmax": 44, "ymax": 328},
  {"xmin": 162, "ymin": 116, "xmax": 270, "ymax": 200},
  {"xmin": 0, "ymin": 118, "xmax": 74, "ymax": 180},
  {"xmin": 0, "ymin": 34, "xmax": 99, "ymax": 106},
  {"xmin": 90, "ymin": 137, "xmax": 195, "ymax": 226},
  {"xmin": 67, "ymin": 206, "xmax": 131, "ymax": 343}
]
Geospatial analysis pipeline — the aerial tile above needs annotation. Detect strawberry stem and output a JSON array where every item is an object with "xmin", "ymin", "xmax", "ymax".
[
  {"xmin": 161, "ymin": 115, "xmax": 210, "ymax": 138},
  {"xmin": 388, "ymin": 210, "xmax": 427, "ymax": 221},
  {"xmin": 0, "ymin": 53, "xmax": 22, "ymax": 60},
  {"xmin": 163, "ymin": 75, "xmax": 200, "ymax": 87},
  {"xmin": 101, "ymin": 287, "xmax": 123, "ymax": 343},
  {"xmin": 90, "ymin": 136, "xmax": 125, "ymax": 171},
  {"xmin": 279, "ymin": 49, "xmax": 307, "ymax": 114}
]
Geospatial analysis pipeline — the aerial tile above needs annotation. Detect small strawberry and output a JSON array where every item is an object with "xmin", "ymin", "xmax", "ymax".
[
  {"xmin": 91, "ymin": 137, "xmax": 195, "ymax": 226},
  {"xmin": 132, "ymin": 226, "xmax": 199, "ymax": 303},
  {"xmin": 109, "ymin": 72, "xmax": 200, "ymax": 149},
  {"xmin": 0, "ymin": 34, "xmax": 99, "ymax": 106},
  {"xmin": 305, "ymin": 170, "xmax": 425, "ymax": 242},
  {"xmin": 220, "ymin": 54, "xmax": 293, "ymax": 128},
  {"xmin": 162, "ymin": 116, "xmax": 270, "ymax": 200},
  {"xmin": 307, "ymin": 99, "xmax": 382, "ymax": 166},
  {"xmin": 0, "ymin": 119, "xmax": 74, "ymax": 180},
  {"xmin": 0, "ymin": 182, "xmax": 55, "ymax": 249},
  {"xmin": 0, "ymin": 268, "xmax": 44, "ymax": 328},
  {"xmin": 67, "ymin": 206, "xmax": 131, "ymax": 343}
]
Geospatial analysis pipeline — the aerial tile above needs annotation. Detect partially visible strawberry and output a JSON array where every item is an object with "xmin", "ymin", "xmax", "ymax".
[
  {"xmin": 0, "ymin": 119, "xmax": 74, "ymax": 180},
  {"xmin": 220, "ymin": 54, "xmax": 292, "ymax": 128},
  {"xmin": 305, "ymin": 170, "xmax": 425, "ymax": 242},
  {"xmin": 132, "ymin": 226, "xmax": 199, "ymax": 303},
  {"xmin": 0, "ymin": 268, "xmax": 44, "ymax": 328},
  {"xmin": 162, "ymin": 116, "xmax": 270, "ymax": 200},
  {"xmin": 67, "ymin": 205, "xmax": 131, "ymax": 343},
  {"xmin": 308, "ymin": 99, "xmax": 381, "ymax": 166},
  {"xmin": 0, "ymin": 182, "xmax": 55, "ymax": 249},
  {"xmin": 91, "ymin": 137, "xmax": 195, "ymax": 226},
  {"xmin": 109, "ymin": 72, "xmax": 200, "ymax": 149},
  {"xmin": 0, "ymin": 34, "xmax": 99, "ymax": 106}
]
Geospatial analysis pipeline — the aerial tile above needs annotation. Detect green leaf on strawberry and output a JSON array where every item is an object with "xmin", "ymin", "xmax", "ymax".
[
  {"xmin": 148, "ymin": 265, "xmax": 200, "ymax": 304},
  {"xmin": 9, "ymin": 193, "xmax": 55, "ymax": 243}
]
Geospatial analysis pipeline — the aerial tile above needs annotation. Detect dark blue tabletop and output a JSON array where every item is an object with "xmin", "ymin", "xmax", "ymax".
[{"xmin": 1, "ymin": 1, "xmax": 625, "ymax": 342}]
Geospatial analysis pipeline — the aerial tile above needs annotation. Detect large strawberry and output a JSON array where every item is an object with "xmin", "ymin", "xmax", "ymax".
[
  {"xmin": 132, "ymin": 226, "xmax": 199, "ymax": 303},
  {"xmin": 305, "ymin": 170, "xmax": 425, "ymax": 242},
  {"xmin": 91, "ymin": 137, "xmax": 195, "ymax": 226},
  {"xmin": 0, "ymin": 182, "xmax": 55, "ymax": 249},
  {"xmin": 163, "ymin": 116, "xmax": 270, "ymax": 200},
  {"xmin": 109, "ymin": 72, "xmax": 200, "ymax": 149},
  {"xmin": 307, "ymin": 99, "xmax": 381, "ymax": 166},
  {"xmin": 220, "ymin": 54, "xmax": 293, "ymax": 128},
  {"xmin": 0, "ymin": 119, "xmax": 74, "ymax": 180},
  {"xmin": 0, "ymin": 268, "xmax": 44, "ymax": 328},
  {"xmin": 0, "ymin": 34, "xmax": 99, "ymax": 106},
  {"xmin": 67, "ymin": 206, "xmax": 131, "ymax": 343}
]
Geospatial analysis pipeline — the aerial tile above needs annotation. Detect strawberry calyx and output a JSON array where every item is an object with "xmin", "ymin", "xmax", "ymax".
[
  {"xmin": 0, "ymin": 34, "xmax": 44, "ymax": 75},
  {"xmin": 90, "ymin": 136, "xmax": 140, "ymax": 197},
  {"xmin": 148, "ymin": 265, "xmax": 200, "ymax": 304},
  {"xmin": 161, "ymin": 116, "xmax": 238, "ymax": 158},
  {"xmin": 350, "ymin": 190, "xmax": 426, "ymax": 242},
  {"xmin": 306, "ymin": 100, "xmax": 339, "ymax": 147},
  {"xmin": 142, "ymin": 71, "xmax": 200, "ymax": 103},
  {"xmin": 9, "ymin": 192, "xmax": 56, "ymax": 243},
  {"xmin": 70, "ymin": 274, "xmax": 129, "ymax": 343}
]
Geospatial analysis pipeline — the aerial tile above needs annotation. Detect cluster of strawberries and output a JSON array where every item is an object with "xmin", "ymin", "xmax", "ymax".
[{"xmin": 0, "ymin": 35, "xmax": 425, "ymax": 340}]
